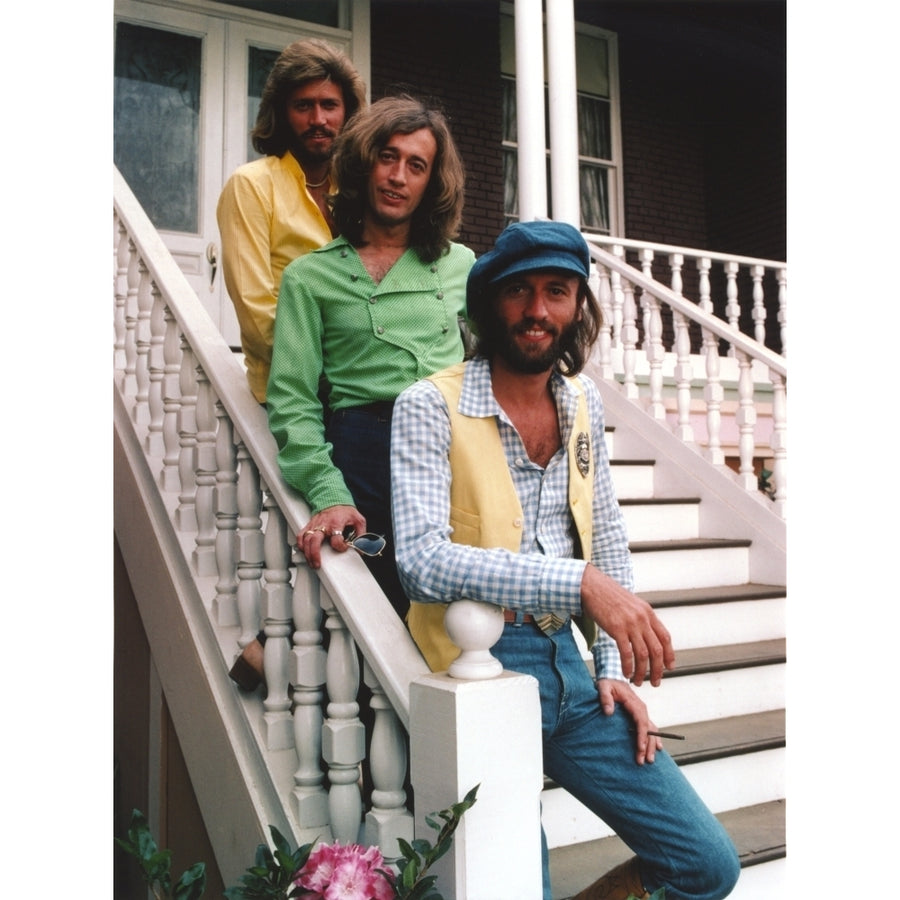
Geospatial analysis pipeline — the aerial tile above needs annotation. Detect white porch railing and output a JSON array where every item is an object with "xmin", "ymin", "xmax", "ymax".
[
  {"xmin": 113, "ymin": 167, "xmax": 545, "ymax": 897},
  {"xmin": 584, "ymin": 235, "xmax": 787, "ymax": 519}
]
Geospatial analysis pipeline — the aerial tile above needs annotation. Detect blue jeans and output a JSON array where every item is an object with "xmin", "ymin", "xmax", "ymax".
[{"xmin": 493, "ymin": 620, "xmax": 740, "ymax": 900}]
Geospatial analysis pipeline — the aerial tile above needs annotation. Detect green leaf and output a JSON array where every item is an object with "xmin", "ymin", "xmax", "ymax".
[{"xmin": 173, "ymin": 863, "xmax": 207, "ymax": 900}]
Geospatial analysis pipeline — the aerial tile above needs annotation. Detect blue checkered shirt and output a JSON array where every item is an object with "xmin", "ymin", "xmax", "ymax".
[{"xmin": 391, "ymin": 356, "xmax": 632, "ymax": 682}]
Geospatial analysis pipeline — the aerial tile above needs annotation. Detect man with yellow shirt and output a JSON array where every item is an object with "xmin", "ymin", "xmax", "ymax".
[
  {"xmin": 390, "ymin": 221, "xmax": 739, "ymax": 900},
  {"xmin": 216, "ymin": 38, "xmax": 366, "ymax": 403}
]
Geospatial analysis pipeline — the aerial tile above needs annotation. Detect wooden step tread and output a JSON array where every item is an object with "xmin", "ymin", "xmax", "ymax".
[
  {"xmin": 664, "ymin": 709, "xmax": 785, "ymax": 765},
  {"xmin": 550, "ymin": 800, "xmax": 785, "ymax": 899},
  {"xmin": 618, "ymin": 496, "xmax": 700, "ymax": 506},
  {"xmin": 670, "ymin": 639, "xmax": 786, "ymax": 677},
  {"xmin": 641, "ymin": 583, "xmax": 786, "ymax": 608},
  {"xmin": 630, "ymin": 537, "xmax": 752, "ymax": 552}
]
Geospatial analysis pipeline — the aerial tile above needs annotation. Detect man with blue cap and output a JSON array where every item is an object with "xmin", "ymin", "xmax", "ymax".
[{"xmin": 390, "ymin": 221, "xmax": 739, "ymax": 900}]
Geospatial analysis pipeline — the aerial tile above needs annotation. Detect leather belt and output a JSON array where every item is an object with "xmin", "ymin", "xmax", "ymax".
[
  {"xmin": 503, "ymin": 610, "xmax": 535, "ymax": 624},
  {"xmin": 503, "ymin": 610, "xmax": 567, "ymax": 635}
]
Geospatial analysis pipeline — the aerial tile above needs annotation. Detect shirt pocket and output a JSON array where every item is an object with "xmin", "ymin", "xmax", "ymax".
[{"xmin": 449, "ymin": 505, "xmax": 481, "ymax": 546}]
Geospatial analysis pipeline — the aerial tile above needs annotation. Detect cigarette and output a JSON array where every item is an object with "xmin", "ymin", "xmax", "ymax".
[{"xmin": 630, "ymin": 728, "xmax": 686, "ymax": 740}]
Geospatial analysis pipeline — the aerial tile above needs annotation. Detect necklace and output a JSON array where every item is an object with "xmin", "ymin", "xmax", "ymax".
[{"xmin": 306, "ymin": 175, "xmax": 329, "ymax": 189}]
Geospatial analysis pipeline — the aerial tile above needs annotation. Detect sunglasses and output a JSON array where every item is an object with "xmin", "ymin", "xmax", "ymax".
[{"xmin": 343, "ymin": 529, "xmax": 387, "ymax": 557}]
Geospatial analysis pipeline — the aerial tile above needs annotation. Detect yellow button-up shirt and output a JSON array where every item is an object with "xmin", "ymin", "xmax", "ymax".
[{"xmin": 216, "ymin": 152, "xmax": 333, "ymax": 402}]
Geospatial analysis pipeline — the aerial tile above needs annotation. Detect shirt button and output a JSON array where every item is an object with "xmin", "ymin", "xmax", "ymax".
[
  {"xmin": 436, "ymin": 291, "xmax": 444, "ymax": 299},
  {"xmin": 377, "ymin": 326, "xmax": 385, "ymax": 334},
  {"xmin": 369, "ymin": 296, "xmax": 377, "ymax": 304},
  {"xmin": 351, "ymin": 274, "xmax": 359, "ymax": 281},
  {"xmin": 442, "ymin": 325, "xmax": 449, "ymax": 333},
  {"xmin": 431, "ymin": 264, "xmax": 438, "ymax": 273},
  {"xmin": 340, "ymin": 249, "xmax": 348, "ymax": 258},
  {"xmin": 513, "ymin": 517, "xmax": 523, "ymax": 528}
]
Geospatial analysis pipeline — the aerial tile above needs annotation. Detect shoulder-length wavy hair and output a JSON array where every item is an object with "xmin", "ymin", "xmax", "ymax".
[
  {"xmin": 329, "ymin": 95, "xmax": 466, "ymax": 262},
  {"xmin": 251, "ymin": 38, "xmax": 366, "ymax": 157},
  {"xmin": 470, "ymin": 276, "xmax": 603, "ymax": 376}
]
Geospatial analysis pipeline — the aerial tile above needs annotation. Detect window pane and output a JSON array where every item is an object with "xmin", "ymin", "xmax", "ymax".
[
  {"xmin": 226, "ymin": 0, "xmax": 339, "ymax": 28},
  {"xmin": 503, "ymin": 149, "xmax": 519, "ymax": 221},
  {"xmin": 247, "ymin": 46, "xmax": 281, "ymax": 160},
  {"xmin": 114, "ymin": 23, "xmax": 201, "ymax": 233},
  {"xmin": 502, "ymin": 78, "xmax": 517, "ymax": 143},
  {"xmin": 578, "ymin": 94, "xmax": 611, "ymax": 160},
  {"xmin": 580, "ymin": 165, "xmax": 609, "ymax": 233}
]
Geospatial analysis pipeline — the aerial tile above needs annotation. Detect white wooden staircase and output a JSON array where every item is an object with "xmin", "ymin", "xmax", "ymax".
[{"xmin": 545, "ymin": 367, "xmax": 786, "ymax": 899}]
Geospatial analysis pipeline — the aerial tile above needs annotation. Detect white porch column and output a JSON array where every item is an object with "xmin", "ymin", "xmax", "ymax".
[
  {"xmin": 410, "ymin": 671, "xmax": 544, "ymax": 899},
  {"xmin": 546, "ymin": 0, "xmax": 580, "ymax": 226},
  {"xmin": 514, "ymin": 0, "xmax": 547, "ymax": 221}
]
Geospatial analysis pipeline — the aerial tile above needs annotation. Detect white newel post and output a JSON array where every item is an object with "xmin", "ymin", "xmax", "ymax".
[{"xmin": 409, "ymin": 601, "xmax": 544, "ymax": 899}]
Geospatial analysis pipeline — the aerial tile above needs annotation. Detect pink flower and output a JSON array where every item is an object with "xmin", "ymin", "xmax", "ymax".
[{"xmin": 294, "ymin": 841, "xmax": 396, "ymax": 900}]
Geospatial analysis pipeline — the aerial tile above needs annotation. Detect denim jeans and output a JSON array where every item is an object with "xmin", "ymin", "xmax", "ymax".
[
  {"xmin": 326, "ymin": 403, "xmax": 409, "ymax": 619},
  {"xmin": 493, "ymin": 620, "xmax": 740, "ymax": 900}
]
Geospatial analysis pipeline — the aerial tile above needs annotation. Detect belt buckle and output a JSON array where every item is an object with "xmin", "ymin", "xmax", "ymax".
[{"xmin": 535, "ymin": 612, "xmax": 566, "ymax": 636}]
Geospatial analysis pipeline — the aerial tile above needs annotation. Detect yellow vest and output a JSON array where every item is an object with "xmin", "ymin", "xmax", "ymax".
[{"xmin": 407, "ymin": 362, "xmax": 596, "ymax": 671}]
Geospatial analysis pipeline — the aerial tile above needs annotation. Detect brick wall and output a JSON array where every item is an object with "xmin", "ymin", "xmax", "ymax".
[{"xmin": 370, "ymin": 0, "xmax": 507, "ymax": 256}]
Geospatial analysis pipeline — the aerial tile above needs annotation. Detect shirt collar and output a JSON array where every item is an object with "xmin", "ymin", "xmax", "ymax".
[{"xmin": 459, "ymin": 356, "xmax": 580, "ymax": 428}]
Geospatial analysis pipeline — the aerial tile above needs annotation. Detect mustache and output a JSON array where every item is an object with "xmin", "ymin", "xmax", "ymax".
[{"xmin": 300, "ymin": 127, "xmax": 337, "ymax": 140}]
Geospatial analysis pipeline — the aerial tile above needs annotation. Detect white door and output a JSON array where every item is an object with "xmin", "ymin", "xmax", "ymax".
[{"xmin": 113, "ymin": 1, "xmax": 357, "ymax": 346}]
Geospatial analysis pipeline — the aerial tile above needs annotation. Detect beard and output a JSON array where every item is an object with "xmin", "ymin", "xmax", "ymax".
[
  {"xmin": 487, "ymin": 316, "xmax": 581, "ymax": 374},
  {"xmin": 291, "ymin": 128, "xmax": 338, "ymax": 166}
]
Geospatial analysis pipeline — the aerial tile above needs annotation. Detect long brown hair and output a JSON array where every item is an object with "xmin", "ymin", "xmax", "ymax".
[
  {"xmin": 251, "ymin": 39, "xmax": 366, "ymax": 156},
  {"xmin": 329, "ymin": 95, "xmax": 466, "ymax": 262}
]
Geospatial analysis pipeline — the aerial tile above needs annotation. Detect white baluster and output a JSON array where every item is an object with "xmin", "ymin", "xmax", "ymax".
[
  {"xmin": 192, "ymin": 370, "xmax": 218, "ymax": 578},
  {"xmin": 132, "ymin": 258, "xmax": 152, "ymax": 426},
  {"xmin": 445, "ymin": 601, "xmax": 505, "ymax": 680},
  {"xmin": 261, "ymin": 489, "xmax": 294, "ymax": 749},
  {"xmin": 322, "ymin": 592, "xmax": 364, "ymax": 844},
  {"xmin": 751, "ymin": 264, "xmax": 766, "ymax": 345},
  {"xmin": 645, "ymin": 294, "xmax": 665, "ymax": 420},
  {"xmin": 159, "ymin": 307, "xmax": 182, "ymax": 492},
  {"xmin": 617, "ymin": 246, "xmax": 638, "ymax": 399},
  {"xmin": 364, "ymin": 659, "xmax": 414, "ymax": 857},
  {"xmin": 213, "ymin": 403, "xmax": 239, "ymax": 626},
  {"xmin": 592, "ymin": 262, "xmax": 614, "ymax": 379},
  {"xmin": 769, "ymin": 370, "xmax": 787, "ymax": 518},
  {"xmin": 777, "ymin": 267, "xmax": 787, "ymax": 357},
  {"xmin": 697, "ymin": 257, "xmax": 724, "ymax": 463},
  {"xmin": 290, "ymin": 552, "xmax": 329, "ymax": 827},
  {"xmin": 175, "ymin": 338, "xmax": 198, "ymax": 533},
  {"xmin": 724, "ymin": 260, "xmax": 740, "ymax": 356},
  {"xmin": 114, "ymin": 216, "xmax": 129, "ymax": 376},
  {"xmin": 235, "ymin": 441, "xmax": 264, "ymax": 648},
  {"xmin": 670, "ymin": 254, "xmax": 694, "ymax": 442},
  {"xmin": 123, "ymin": 238, "xmax": 139, "ymax": 397},
  {"xmin": 735, "ymin": 350, "xmax": 758, "ymax": 491},
  {"xmin": 145, "ymin": 281, "xmax": 166, "ymax": 456}
]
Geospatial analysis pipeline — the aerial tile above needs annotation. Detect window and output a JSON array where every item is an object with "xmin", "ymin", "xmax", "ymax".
[{"xmin": 500, "ymin": 12, "xmax": 622, "ymax": 235}]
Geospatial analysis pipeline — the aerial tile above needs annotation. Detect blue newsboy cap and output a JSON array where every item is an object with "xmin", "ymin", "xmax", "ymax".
[{"xmin": 466, "ymin": 220, "xmax": 591, "ymax": 317}]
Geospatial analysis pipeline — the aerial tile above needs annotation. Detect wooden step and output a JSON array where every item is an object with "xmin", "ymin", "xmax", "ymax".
[
  {"xmin": 642, "ymin": 583, "xmax": 786, "ymax": 649},
  {"xmin": 549, "ymin": 800, "xmax": 785, "ymax": 900},
  {"xmin": 629, "ymin": 538, "xmax": 753, "ymax": 591},
  {"xmin": 636, "ymin": 640, "xmax": 786, "ymax": 724},
  {"xmin": 618, "ymin": 497, "xmax": 701, "ymax": 541}
]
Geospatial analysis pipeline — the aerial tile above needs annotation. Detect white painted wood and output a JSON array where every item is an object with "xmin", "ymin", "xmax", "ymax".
[
  {"xmin": 660, "ymin": 596, "xmax": 785, "ymax": 649},
  {"xmin": 637, "ymin": 663, "xmax": 786, "ymax": 726},
  {"xmin": 631, "ymin": 545, "xmax": 750, "ymax": 592},
  {"xmin": 608, "ymin": 463, "xmax": 656, "ymax": 498},
  {"xmin": 411, "ymin": 672, "xmax": 545, "ymax": 899},
  {"xmin": 619, "ymin": 501, "xmax": 700, "ymax": 541},
  {"xmin": 728, "ymin": 857, "xmax": 787, "ymax": 898}
]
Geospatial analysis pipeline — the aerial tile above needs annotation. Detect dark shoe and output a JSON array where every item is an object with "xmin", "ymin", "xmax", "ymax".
[
  {"xmin": 572, "ymin": 857, "xmax": 649, "ymax": 900},
  {"xmin": 229, "ymin": 638, "xmax": 265, "ymax": 691}
]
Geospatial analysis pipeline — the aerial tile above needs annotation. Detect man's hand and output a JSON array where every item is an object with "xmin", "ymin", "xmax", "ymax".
[
  {"xmin": 597, "ymin": 678, "xmax": 663, "ymax": 765},
  {"xmin": 298, "ymin": 505, "xmax": 367, "ymax": 569},
  {"xmin": 581, "ymin": 564, "xmax": 675, "ymax": 686}
]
